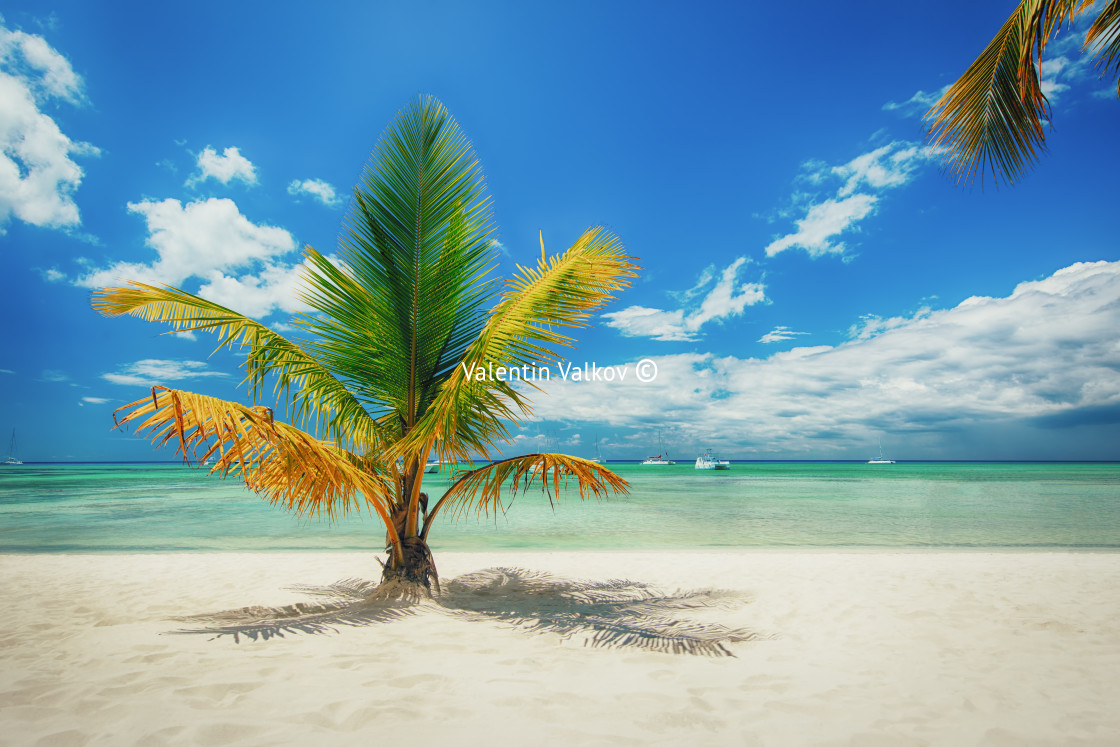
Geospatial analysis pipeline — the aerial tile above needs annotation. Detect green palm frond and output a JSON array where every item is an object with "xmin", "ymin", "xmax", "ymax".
[
  {"xmin": 422, "ymin": 452, "xmax": 630, "ymax": 538},
  {"xmin": 301, "ymin": 96, "xmax": 496, "ymax": 439},
  {"xmin": 399, "ymin": 228, "xmax": 639, "ymax": 462},
  {"xmin": 91, "ymin": 279, "xmax": 386, "ymax": 452},
  {"xmin": 1086, "ymin": 0, "xmax": 1120, "ymax": 95}
]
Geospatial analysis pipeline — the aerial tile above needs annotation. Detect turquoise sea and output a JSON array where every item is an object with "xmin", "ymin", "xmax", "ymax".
[{"xmin": 1, "ymin": 462, "xmax": 1119, "ymax": 552}]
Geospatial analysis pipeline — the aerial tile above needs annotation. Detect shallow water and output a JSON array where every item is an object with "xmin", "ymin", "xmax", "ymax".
[{"xmin": 1, "ymin": 461, "xmax": 1118, "ymax": 552}]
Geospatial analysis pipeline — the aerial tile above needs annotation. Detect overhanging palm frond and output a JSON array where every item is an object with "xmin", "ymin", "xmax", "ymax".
[
  {"xmin": 91, "ymin": 279, "xmax": 385, "ymax": 452},
  {"xmin": 926, "ymin": 0, "xmax": 1083, "ymax": 185},
  {"xmin": 400, "ymin": 228, "xmax": 639, "ymax": 462},
  {"xmin": 113, "ymin": 387, "xmax": 397, "ymax": 530},
  {"xmin": 1086, "ymin": 0, "xmax": 1120, "ymax": 95},
  {"xmin": 421, "ymin": 452, "xmax": 629, "ymax": 539}
]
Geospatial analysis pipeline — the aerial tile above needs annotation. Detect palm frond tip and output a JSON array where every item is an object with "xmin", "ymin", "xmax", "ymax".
[{"xmin": 926, "ymin": 0, "xmax": 1118, "ymax": 185}]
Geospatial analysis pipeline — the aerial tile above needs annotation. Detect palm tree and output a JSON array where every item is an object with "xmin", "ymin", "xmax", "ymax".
[
  {"xmin": 926, "ymin": 0, "xmax": 1120, "ymax": 185},
  {"xmin": 93, "ymin": 96, "xmax": 637, "ymax": 599}
]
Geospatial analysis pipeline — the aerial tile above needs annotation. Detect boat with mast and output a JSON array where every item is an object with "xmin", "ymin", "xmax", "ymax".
[
  {"xmin": 867, "ymin": 438, "xmax": 896, "ymax": 464},
  {"xmin": 591, "ymin": 436, "xmax": 605, "ymax": 464},
  {"xmin": 4, "ymin": 429, "xmax": 23, "ymax": 465},
  {"xmin": 640, "ymin": 429, "xmax": 676, "ymax": 465}
]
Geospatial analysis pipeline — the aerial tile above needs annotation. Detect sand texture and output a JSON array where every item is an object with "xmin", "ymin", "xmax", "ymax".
[{"xmin": 2, "ymin": 551, "xmax": 1120, "ymax": 746}]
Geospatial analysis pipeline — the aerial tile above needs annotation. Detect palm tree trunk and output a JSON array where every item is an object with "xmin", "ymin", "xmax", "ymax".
[
  {"xmin": 374, "ymin": 491, "xmax": 438, "ymax": 600},
  {"xmin": 377, "ymin": 534, "xmax": 439, "ymax": 599}
]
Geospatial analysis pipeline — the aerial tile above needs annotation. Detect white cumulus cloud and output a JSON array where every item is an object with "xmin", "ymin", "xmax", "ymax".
[
  {"xmin": 882, "ymin": 86, "xmax": 950, "ymax": 115},
  {"xmin": 833, "ymin": 143, "xmax": 934, "ymax": 197},
  {"xmin": 188, "ymin": 146, "xmax": 257, "ymax": 187},
  {"xmin": 848, "ymin": 307, "xmax": 932, "ymax": 341},
  {"xmin": 287, "ymin": 178, "xmax": 341, "ymax": 206},
  {"xmin": 759, "ymin": 326, "xmax": 809, "ymax": 343},
  {"xmin": 603, "ymin": 257, "xmax": 766, "ymax": 341},
  {"xmin": 196, "ymin": 256, "xmax": 318, "ymax": 318},
  {"xmin": 75, "ymin": 197, "xmax": 312, "ymax": 318},
  {"xmin": 77, "ymin": 194, "xmax": 296, "ymax": 287},
  {"xmin": 764, "ymin": 194, "xmax": 877, "ymax": 258},
  {"xmin": 601, "ymin": 306, "xmax": 691, "ymax": 342},
  {"xmin": 530, "ymin": 261, "xmax": 1120, "ymax": 457},
  {"xmin": 0, "ymin": 20, "xmax": 98, "ymax": 234},
  {"xmin": 102, "ymin": 359, "xmax": 228, "ymax": 388},
  {"xmin": 765, "ymin": 141, "xmax": 938, "ymax": 259}
]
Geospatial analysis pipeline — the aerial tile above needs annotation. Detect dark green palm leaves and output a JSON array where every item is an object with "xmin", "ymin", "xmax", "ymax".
[{"xmin": 300, "ymin": 98, "xmax": 495, "ymax": 440}]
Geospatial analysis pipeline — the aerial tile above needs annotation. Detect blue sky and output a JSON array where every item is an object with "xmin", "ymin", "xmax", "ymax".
[{"xmin": 1, "ymin": 1, "xmax": 1118, "ymax": 462}]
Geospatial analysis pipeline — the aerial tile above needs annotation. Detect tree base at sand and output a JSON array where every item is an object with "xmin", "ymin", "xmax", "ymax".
[{"xmin": 375, "ymin": 537, "xmax": 440, "ymax": 601}]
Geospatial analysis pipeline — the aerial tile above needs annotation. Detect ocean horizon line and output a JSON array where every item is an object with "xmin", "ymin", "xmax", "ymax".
[{"xmin": 6, "ymin": 459, "xmax": 1120, "ymax": 466}]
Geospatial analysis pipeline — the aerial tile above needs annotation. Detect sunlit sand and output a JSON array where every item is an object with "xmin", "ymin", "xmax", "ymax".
[{"xmin": 3, "ymin": 551, "xmax": 1119, "ymax": 744}]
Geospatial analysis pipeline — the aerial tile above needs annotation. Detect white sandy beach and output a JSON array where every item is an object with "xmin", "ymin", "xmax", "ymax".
[{"xmin": 2, "ymin": 551, "xmax": 1120, "ymax": 746}]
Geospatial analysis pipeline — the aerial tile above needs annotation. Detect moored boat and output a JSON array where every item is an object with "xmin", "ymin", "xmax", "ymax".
[
  {"xmin": 695, "ymin": 449, "xmax": 731, "ymax": 470},
  {"xmin": 867, "ymin": 439, "xmax": 896, "ymax": 464},
  {"xmin": 640, "ymin": 429, "xmax": 676, "ymax": 465},
  {"xmin": 3, "ymin": 429, "xmax": 22, "ymax": 466},
  {"xmin": 591, "ymin": 437, "xmax": 605, "ymax": 464}
]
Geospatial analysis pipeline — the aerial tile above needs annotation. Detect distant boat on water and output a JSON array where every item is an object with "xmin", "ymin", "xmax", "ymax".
[
  {"xmin": 695, "ymin": 449, "xmax": 731, "ymax": 470},
  {"xmin": 396, "ymin": 456, "xmax": 441, "ymax": 473},
  {"xmin": 867, "ymin": 439, "xmax": 896, "ymax": 464},
  {"xmin": 591, "ymin": 437, "xmax": 605, "ymax": 464},
  {"xmin": 4, "ymin": 429, "xmax": 22, "ymax": 465},
  {"xmin": 640, "ymin": 429, "xmax": 676, "ymax": 465}
]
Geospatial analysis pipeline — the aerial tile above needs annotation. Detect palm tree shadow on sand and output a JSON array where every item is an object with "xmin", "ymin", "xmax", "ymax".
[{"xmin": 171, "ymin": 568, "xmax": 764, "ymax": 657}]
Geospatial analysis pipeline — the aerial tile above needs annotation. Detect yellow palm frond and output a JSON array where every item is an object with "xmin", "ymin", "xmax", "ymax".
[
  {"xmin": 398, "ymin": 227, "xmax": 638, "ymax": 463},
  {"xmin": 421, "ymin": 452, "xmax": 629, "ymax": 539},
  {"xmin": 113, "ymin": 387, "xmax": 398, "ymax": 538},
  {"xmin": 92, "ymin": 276, "xmax": 386, "ymax": 452}
]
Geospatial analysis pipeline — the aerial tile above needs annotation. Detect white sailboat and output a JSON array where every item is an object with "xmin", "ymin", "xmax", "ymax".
[
  {"xmin": 591, "ymin": 437, "xmax": 605, "ymax": 464},
  {"xmin": 695, "ymin": 449, "xmax": 730, "ymax": 470},
  {"xmin": 4, "ymin": 429, "xmax": 23, "ymax": 465},
  {"xmin": 867, "ymin": 438, "xmax": 896, "ymax": 464},
  {"xmin": 640, "ymin": 429, "xmax": 676, "ymax": 465}
]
